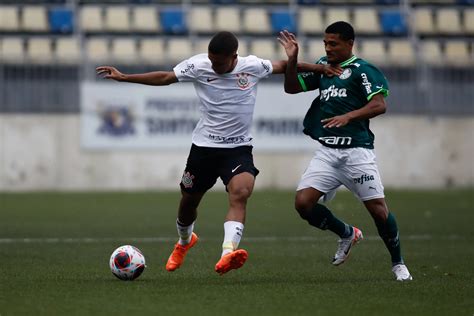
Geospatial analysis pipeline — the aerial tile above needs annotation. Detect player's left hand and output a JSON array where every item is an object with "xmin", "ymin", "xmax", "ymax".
[{"xmin": 321, "ymin": 115, "xmax": 351, "ymax": 128}]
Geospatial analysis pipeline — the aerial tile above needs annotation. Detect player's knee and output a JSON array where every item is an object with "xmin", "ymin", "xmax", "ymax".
[
  {"xmin": 230, "ymin": 186, "xmax": 252, "ymax": 202},
  {"xmin": 294, "ymin": 197, "xmax": 313, "ymax": 220}
]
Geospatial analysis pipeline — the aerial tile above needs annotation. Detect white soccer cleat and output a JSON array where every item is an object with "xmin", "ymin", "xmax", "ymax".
[
  {"xmin": 392, "ymin": 264, "xmax": 413, "ymax": 281},
  {"xmin": 332, "ymin": 227, "xmax": 363, "ymax": 266}
]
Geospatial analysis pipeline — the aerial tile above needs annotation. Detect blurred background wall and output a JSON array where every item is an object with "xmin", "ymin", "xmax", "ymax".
[{"xmin": 0, "ymin": 0, "xmax": 473, "ymax": 191}]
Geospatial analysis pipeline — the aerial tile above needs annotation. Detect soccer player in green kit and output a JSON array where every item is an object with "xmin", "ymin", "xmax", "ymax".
[{"xmin": 278, "ymin": 22, "xmax": 412, "ymax": 281}]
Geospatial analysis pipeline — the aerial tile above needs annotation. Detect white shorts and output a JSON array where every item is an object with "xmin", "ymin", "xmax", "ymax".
[{"xmin": 297, "ymin": 146, "xmax": 385, "ymax": 201}]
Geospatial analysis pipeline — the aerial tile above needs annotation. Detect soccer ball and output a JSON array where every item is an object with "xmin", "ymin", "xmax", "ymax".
[{"xmin": 109, "ymin": 245, "xmax": 146, "ymax": 281}]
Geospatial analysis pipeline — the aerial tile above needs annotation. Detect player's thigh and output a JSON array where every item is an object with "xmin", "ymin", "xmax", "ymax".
[
  {"xmin": 180, "ymin": 145, "xmax": 219, "ymax": 193},
  {"xmin": 219, "ymin": 146, "xmax": 259, "ymax": 188},
  {"xmin": 296, "ymin": 150, "xmax": 342, "ymax": 194},
  {"xmin": 341, "ymin": 149, "xmax": 385, "ymax": 201},
  {"xmin": 227, "ymin": 172, "xmax": 255, "ymax": 203}
]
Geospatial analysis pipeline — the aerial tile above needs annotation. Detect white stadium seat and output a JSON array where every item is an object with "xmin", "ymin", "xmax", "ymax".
[
  {"xmin": 27, "ymin": 38, "xmax": 53, "ymax": 63},
  {"xmin": 81, "ymin": 6, "xmax": 104, "ymax": 33},
  {"xmin": 139, "ymin": 39, "xmax": 166, "ymax": 65},
  {"xmin": 55, "ymin": 37, "xmax": 80, "ymax": 64},
  {"xmin": 215, "ymin": 7, "xmax": 241, "ymax": 33},
  {"xmin": 111, "ymin": 38, "xmax": 137, "ymax": 63},
  {"xmin": 387, "ymin": 40, "xmax": 415, "ymax": 66},
  {"xmin": 22, "ymin": 6, "xmax": 49, "ymax": 32},
  {"xmin": 353, "ymin": 8, "xmax": 381, "ymax": 35},
  {"xmin": 436, "ymin": 8, "xmax": 462, "ymax": 35},
  {"xmin": 0, "ymin": 6, "xmax": 20, "ymax": 31},
  {"xmin": 105, "ymin": 6, "xmax": 130, "ymax": 32},
  {"xmin": 243, "ymin": 8, "xmax": 271, "ymax": 34},
  {"xmin": 0, "ymin": 37, "xmax": 24, "ymax": 62},
  {"xmin": 86, "ymin": 38, "xmax": 109, "ymax": 62},
  {"xmin": 298, "ymin": 8, "xmax": 324, "ymax": 35},
  {"xmin": 189, "ymin": 7, "xmax": 214, "ymax": 34},
  {"xmin": 131, "ymin": 6, "xmax": 160, "ymax": 33},
  {"xmin": 167, "ymin": 38, "xmax": 193, "ymax": 64}
]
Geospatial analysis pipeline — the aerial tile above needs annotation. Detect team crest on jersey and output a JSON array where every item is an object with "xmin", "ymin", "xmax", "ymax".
[
  {"xmin": 236, "ymin": 73, "xmax": 250, "ymax": 89},
  {"xmin": 339, "ymin": 68, "xmax": 352, "ymax": 80},
  {"xmin": 181, "ymin": 171, "xmax": 195, "ymax": 188}
]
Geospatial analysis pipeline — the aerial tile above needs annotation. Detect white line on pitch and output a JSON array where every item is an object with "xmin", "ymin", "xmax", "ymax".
[{"xmin": 0, "ymin": 234, "xmax": 463, "ymax": 244}]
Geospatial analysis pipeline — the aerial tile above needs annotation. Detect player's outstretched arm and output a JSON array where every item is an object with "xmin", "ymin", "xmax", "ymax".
[
  {"xmin": 96, "ymin": 66, "xmax": 178, "ymax": 86},
  {"xmin": 278, "ymin": 30, "xmax": 302, "ymax": 94}
]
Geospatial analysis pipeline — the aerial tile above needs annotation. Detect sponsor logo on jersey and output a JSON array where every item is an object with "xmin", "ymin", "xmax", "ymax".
[
  {"xmin": 320, "ymin": 85, "xmax": 347, "ymax": 101},
  {"xmin": 353, "ymin": 174, "xmax": 375, "ymax": 185},
  {"xmin": 236, "ymin": 72, "xmax": 250, "ymax": 89},
  {"xmin": 180, "ymin": 63, "xmax": 195, "ymax": 75},
  {"xmin": 261, "ymin": 61, "xmax": 270, "ymax": 73},
  {"xmin": 181, "ymin": 171, "xmax": 195, "ymax": 188},
  {"xmin": 318, "ymin": 136, "xmax": 352, "ymax": 145},
  {"xmin": 361, "ymin": 73, "xmax": 372, "ymax": 94},
  {"xmin": 339, "ymin": 68, "xmax": 352, "ymax": 79},
  {"xmin": 208, "ymin": 134, "xmax": 251, "ymax": 144},
  {"xmin": 206, "ymin": 77, "xmax": 218, "ymax": 82}
]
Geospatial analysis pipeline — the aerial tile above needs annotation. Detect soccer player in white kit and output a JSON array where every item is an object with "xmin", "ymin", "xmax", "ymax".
[{"xmin": 97, "ymin": 31, "xmax": 338, "ymax": 275}]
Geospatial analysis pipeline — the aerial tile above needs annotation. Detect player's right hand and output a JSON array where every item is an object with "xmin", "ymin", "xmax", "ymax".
[
  {"xmin": 96, "ymin": 66, "xmax": 125, "ymax": 81},
  {"xmin": 323, "ymin": 64, "xmax": 343, "ymax": 77},
  {"xmin": 278, "ymin": 30, "xmax": 299, "ymax": 60}
]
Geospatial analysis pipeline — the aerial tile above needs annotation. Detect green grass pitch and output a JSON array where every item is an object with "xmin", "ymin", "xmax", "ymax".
[{"xmin": 0, "ymin": 189, "xmax": 473, "ymax": 315}]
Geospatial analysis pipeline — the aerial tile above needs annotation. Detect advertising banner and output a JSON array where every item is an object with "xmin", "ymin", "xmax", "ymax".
[{"xmin": 81, "ymin": 81, "xmax": 318, "ymax": 151}]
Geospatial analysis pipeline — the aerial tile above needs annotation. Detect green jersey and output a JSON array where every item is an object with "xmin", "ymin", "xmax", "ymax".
[{"xmin": 298, "ymin": 55, "xmax": 389, "ymax": 149}]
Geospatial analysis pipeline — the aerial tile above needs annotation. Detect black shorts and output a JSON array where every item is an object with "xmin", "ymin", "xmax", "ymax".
[{"xmin": 180, "ymin": 144, "xmax": 259, "ymax": 193}]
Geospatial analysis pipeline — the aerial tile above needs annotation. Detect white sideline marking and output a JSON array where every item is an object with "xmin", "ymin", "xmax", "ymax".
[{"xmin": 0, "ymin": 234, "xmax": 462, "ymax": 244}]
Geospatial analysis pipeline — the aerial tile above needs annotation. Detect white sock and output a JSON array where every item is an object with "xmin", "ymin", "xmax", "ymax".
[
  {"xmin": 176, "ymin": 220, "xmax": 194, "ymax": 245},
  {"xmin": 221, "ymin": 221, "xmax": 244, "ymax": 257}
]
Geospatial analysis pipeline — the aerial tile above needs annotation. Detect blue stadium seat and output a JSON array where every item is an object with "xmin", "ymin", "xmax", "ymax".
[
  {"xmin": 270, "ymin": 11, "xmax": 296, "ymax": 34},
  {"xmin": 380, "ymin": 11, "xmax": 407, "ymax": 36},
  {"xmin": 48, "ymin": 8, "xmax": 74, "ymax": 34},
  {"xmin": 457, "ymin": 0, "xmax": 474, "ymax": 4},
  {"xmin": 160, "ymin": 9, "xmax": 187, "ymax": 35}
]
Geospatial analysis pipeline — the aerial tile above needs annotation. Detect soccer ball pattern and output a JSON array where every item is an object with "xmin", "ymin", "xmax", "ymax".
[{"xmin": 109, "ymin": 245, "xmax": 146, "ymax": 281}]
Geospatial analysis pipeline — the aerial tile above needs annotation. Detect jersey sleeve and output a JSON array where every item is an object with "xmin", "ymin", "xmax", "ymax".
[
  {"xmin": 247, "ymin": 55, "xmax": 273, "ymax": 79},
  {"xmin": 297, "ymin": 57, "xmax": 324, "ymax": 92},
  {"xmin": 173, "ymin": 55, "xmax": 199, "ymax": 82},
  {"xmin": 358, "ymin": 64, "xmax": 389, "ymax": 101}
]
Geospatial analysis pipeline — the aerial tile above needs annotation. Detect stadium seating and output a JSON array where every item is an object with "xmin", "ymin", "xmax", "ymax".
[
  {"xmin": 48, "ymin": 8, "xmax": 74, "ymax": 34},
  {"xmin": 0, "ymin": 37, "xmax": 24, "ymax": 62},
  {"xmin": 298, "ymin": 8, "xmax": 324, "ymax": 35},
  {"xmin": 353, "ymin": 8, "xmax": 381, "ymax": 35},
  {"xmin": 22, "ymin": 6, "xmax": 49, "ymax": 32},
  {"xmin": 86, "ymin": 38, "xmax": 109, "ymax": 62},
  {"xmin": 270, "ymin": 10, "xmax": 296, "ymax": 34},
  {"xmin": 0, "ymin": 2, "xmax": 471, "ymax": 67},
  {"xmin": 160, "ymin": 9, "xmax": 187, "ymax": 35},
  {"xmin": 131, "ymin": 6, "xmax": 160, "ymax": 33},
  {"xmin": 444, "ymin": 41, "xmax": 471, "ymax": 66},
  {"xmin": 189, "ymin": 7, "xmax": 214, "ymax": 34},
  {"xmin": 420, "ymin": 40, "xmax": 443, "ymax": 65},
  {"xmin": 139, "ymin": 38, "xmax": 166, "ymax": 64},
  {"xmin": 104, "ymin": 6, "xmax": 131, "ymax": 32},
  {"xmin": 0, "ymin": 6, "xmax": 20, "ymax": 32},
  {"xmin": 167, "ymin": 38, "xmax": 193, "ymax": 63},
  {"xmin": 463, "ymin": 8, "xmax": 474, "ymax": 35},
  {"xmin": 435, "ymin": 8, "xmax": 462, "ymax": 35},
  {"xmin": 55, "ymin": 37, "xmax": 80, "ymax": 63},
  {"xmin": 81, "ymin": 6, "xmax": 104, "ymax": 33},
  {"xmin": 380, "ymin": 11, "xmax": 408, "ymax": 36},
  {"xmin": 111, "ymin": 38, "xmax": 137, "ymax": 63},
  {"xmin": 27, "ymin": 38, "xmax": 53, "ymax": 63},
  {"xmin": 387, "ymin": 39, "xmax": 415, "ymax": 66},
  {"xmin": 243, "ymin": 8, "xmax": 271, "ymax": 34},
  {"xmin": 215, "ymin": 7, "xmax": 241, "ymax": 33}
]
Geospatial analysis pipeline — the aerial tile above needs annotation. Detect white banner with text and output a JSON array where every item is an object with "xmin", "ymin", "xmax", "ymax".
[{"xmin": 80, "ymin": 81, "xmax": 318, "ymax": 151}]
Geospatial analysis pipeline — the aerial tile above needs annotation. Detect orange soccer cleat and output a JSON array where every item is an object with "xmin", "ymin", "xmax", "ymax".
[
  {"xmin": 165, "ymin": 232, "xmax": 199, "ymax": 272},
  {"xmin": 215, "ymin": 249, "xmax": 248, "ymax": 275}
]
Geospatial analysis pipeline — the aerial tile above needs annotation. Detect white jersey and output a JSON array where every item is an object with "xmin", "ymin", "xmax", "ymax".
[{"xmin": 173, "ymin": 53, "xmax": 273, "ymax": 148}]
